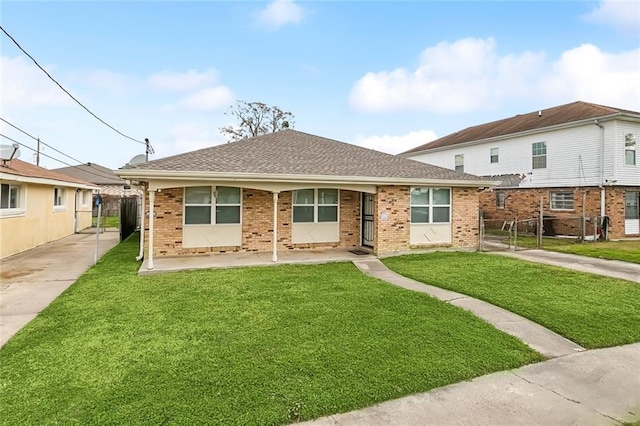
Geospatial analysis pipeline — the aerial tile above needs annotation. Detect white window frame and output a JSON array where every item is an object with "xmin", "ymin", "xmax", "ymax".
[
  {"xmin": 292, "ymin": 188, "xmax": 339, "ymax": 223},
  {"xmin": 625, "ymin": 133, "xmax": 636, "ymax": 166},
  {"xmin": 53, "ymin": 187, "xmax": 67, "ymax": 211},
  {"xmin": 183, "ymin": 186, "xmax": 242, "ymax": 226},
  {"xmin": 410, "ymin": 187, "xmax": 451, "ymax": 224},
  {"xmin": 496, "ymin": 191, "xmax": 505, "ymax": 209},
  {"xmin": 490, "ymin": 147, "xmax": 499, "ymax": 164},
  {"xmin": 454, "ymin": 154, "xmax": 464, "ymax": 172},
  {"xmin": 81, "ymin": 190, "xmax": 90, "ymax": 207},
  {"xmin": 550, "ymin": 192, "xmax": 574, "ymax": 211},
  {"xmin": 0, "ymin": 183, "xmax": 25, "ymax": 217},
  {"xmin": 532, "ymin": 142, "xmax": 547, "ymax": 169}
]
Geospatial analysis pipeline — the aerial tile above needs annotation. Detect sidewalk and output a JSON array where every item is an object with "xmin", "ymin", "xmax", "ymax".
[
  {"xmin": 0, "ymin": 231, "xmax": 120, "ymax": 347},
  {"xmin": 302, "ymin": 342, "xmax": 640, "ymax": 426},
  {"xmin": 485, "ymin": 243, "xmax": 640, "ymax": 283}
]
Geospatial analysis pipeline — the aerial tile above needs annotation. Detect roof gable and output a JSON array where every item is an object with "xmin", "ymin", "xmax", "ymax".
[
  {"xmin": 120, "ymin": 129, "xmax": 485, "ymax": 182},
  {"xmin": 403, "ymin": 101, "xmax": 640, "ymax": 154}
]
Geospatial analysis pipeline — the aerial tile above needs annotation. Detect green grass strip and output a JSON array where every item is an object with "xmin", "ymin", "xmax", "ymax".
[
  {"xmin": 383, "ymin": 252, "xmax": 640, "ymax": 349},
  {"xmin": 0, "ymin": 236, "xmax": 541, "ymax": 425}
]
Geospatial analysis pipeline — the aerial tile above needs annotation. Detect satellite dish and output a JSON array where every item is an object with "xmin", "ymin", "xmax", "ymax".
[
  {"xmin": 0, "ymin": 144, "xmax": 21, "ymax": 161},
  {"xmin": 127, "ymin": 154, "xmax": 147, "ymax": 166}
]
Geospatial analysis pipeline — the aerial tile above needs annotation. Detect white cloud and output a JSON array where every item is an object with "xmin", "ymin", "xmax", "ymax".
[
  {"xmin": 1, "ymin": 56, "xmax": 73, "ymax": 109},
  {"xmin": 148, "ymin": 69, "xmax": 220, "ymax": 92},
  {"xmin": 162, "ymin": 121, "xmax": 225, "ymax": 155},
  {"xmin": 582, "ymin": 0, "xmax": 640, "ymax": 33},
  {"xmin": 349, "ymin": 37, "xmax": 640, "ymax": 114},
  {"xmin": 354, "ymin": 130, "xmax": 438, "ymax": 155},
  {"xmin": 177, "ymin": 86, "xmax": 234, "ymax": 111},
  {"xmin": 256, "ymin": 0, "xmax": 305, "ymax": 30}
]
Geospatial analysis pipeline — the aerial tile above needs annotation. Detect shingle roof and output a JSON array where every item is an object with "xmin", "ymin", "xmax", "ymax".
[
  {"xmin": 403, "ymin": 101, "xmax": 640, "ymax": 154},
  {"xmin": 121, "ymin": 129, "xmax": 485, "ymax": 182},
  {"xmin": 53, "ymin": 163, "xmax": 124, "ymax": 185},
  {"xmin": 0, "ymin": 159, "xmax": 94, "ymax": 186}
]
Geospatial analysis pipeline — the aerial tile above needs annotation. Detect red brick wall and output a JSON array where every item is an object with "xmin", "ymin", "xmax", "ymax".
[
  {"xmin": 451, "ymin": 188, "xmax": 480, "ymax": 248},
  {"xmin": 146, "ymin": 187, "xmax": 361, "ymax": 257},
  {"xmin": 479, "ymin": 186, "xmax": 637, "ymax": 239},
  {"xmin": 374, "ymin": 186, "xmax": 410, "ymax": 255}
]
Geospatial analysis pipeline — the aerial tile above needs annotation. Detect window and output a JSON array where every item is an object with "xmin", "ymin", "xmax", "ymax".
[
  {"xmin": 490, "ymin": 147, "xmax": 499, "ymax": 163},
  {"xmin": 454, "ymin": 154, "xmax": 464, "ymax": 172},
  {"xmin": 410, "ymin": 187, "xmax": 451, "ymax": 223},
  {"xmin": 82, "ymin": 190, "xmax": 90, "ymax": 206},
  {"xmin": 292, "ymin": 188, "xmax": 338, "ymax": 223},
  {"xmin": 53, "ymin": 187, "xmax": 66, "ymax": 208},
  {"xmin": 532, "ymin": 142, "xmax": 547, "ymax": 169},
  {"xmin": 496, "ymin": 191, "xmax": 505, "ymax": 209},
  {"xmin": 625, "ymin": 133, "xmax": 636, "ymax": 166},
  {"xmin": 550, "ymin": 192, "xmax": 574, "ymax": 210},
  {"xmin": 1, "ymin": 183, "xmax": 20, "ymax": 209},
  {"xmin": 184, "ymin": 186, "xmax": 241, "ymax": 225}
]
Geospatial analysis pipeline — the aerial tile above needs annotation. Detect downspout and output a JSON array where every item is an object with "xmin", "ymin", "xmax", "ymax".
[{"xmin": 594, "ymin": 120, "xmax": 605, "ymax": 223}]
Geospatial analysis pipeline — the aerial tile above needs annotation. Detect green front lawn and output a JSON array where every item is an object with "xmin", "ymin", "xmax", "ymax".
[
  {"xmin": 0, "ymin": 236, "xmax": 541, "ymax": 425},
  {"xmin": 383, "ymin": 252, "xmax": 640, "ymax": 349}
]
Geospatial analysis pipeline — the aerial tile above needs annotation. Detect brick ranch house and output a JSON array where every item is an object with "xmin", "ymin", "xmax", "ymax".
[{"xmin": 115, "ymin": 130, "xmax": 495, "ymax": 270}]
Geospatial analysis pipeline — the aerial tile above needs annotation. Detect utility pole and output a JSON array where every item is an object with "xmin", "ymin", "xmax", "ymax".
[
  {"xmin": 36, "ymin": 137, "xmax": 40, "ymax": 166},
  {"xmin": 145, "ymin": 138, "xmax": 154, "ymax": 162}
]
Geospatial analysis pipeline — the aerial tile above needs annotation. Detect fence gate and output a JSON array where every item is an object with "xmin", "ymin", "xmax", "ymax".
[{"xmin": 120, "ymin": 197, "xmax": 138, "ymax": 242}]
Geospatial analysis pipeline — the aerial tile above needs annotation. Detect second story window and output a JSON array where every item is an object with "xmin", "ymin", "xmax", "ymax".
[
  {"xmin": 625, "ymin": 134, "xmax": 636, "ymax": 166},
  {"xmin": 532, "ymin": 142, "xmax": 547, "ymax": 169},
  {"xmin": 454, "ymin": 154, "xmax": 464, "ymax": 172},
  {"xmin": 490, "ymin": 147, "xmax": 499, "ymax": 163}
]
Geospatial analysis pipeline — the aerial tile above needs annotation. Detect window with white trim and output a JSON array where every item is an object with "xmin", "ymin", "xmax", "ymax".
[
  {"xmin": 292, "ymin": 188, "xmax": 338, "ymax": 223},
  {"xmin": 184, "ymin": 186, "xmax": 241, "ymax": 225},
  {"xmin": 496, "ymin": 191, "xmax": 505, "ymax": 209},
  {"xmin": 454, "ymin": 154, "xmax": 464, "ymax": 172},
  {"xmin": 490, "ymin": 147, "xmax": 499, "ymax": 164},
  {"xmin": 53, "ymin": 187, "xmax": 66, "ymax": 209},
  {"xmin": 625, "ymin": 133, "xmax": 636, "ymax": 166},
  {"xmin": 550, "ymin": 192, "xmax": 574, "ymax": 210},
  {"xmin": 532, "ymin": 142, "xmax": 547, "ymax": 169},
  {"xmin": 1, "ymin": 183, "xmax": 21, "ymax": 209},
  {"xmin": 410, "ymin": 187, "xmax": 451, "ymax": 223},
  {"xmin": 82, "ymin": 190, "xmax": 90, "ymax": 206}
]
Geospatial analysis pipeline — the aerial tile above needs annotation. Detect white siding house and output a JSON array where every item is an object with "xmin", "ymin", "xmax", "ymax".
[{"xmin": 403, "ymin": 101, "xmax": 640, "ymax": 239}]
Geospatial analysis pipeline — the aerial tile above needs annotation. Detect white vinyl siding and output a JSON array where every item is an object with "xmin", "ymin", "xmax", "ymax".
[{"xmin": 550, "ymin": 192, "xmax": 574, "ymax": 211}]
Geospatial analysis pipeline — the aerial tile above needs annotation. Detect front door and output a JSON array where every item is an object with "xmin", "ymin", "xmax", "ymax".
[
  {"xmin": 362, "ymin": 193, "xmax": 374, "ymax": 247},
  {"xmin": 625, "ymin": 191, "xmax": 640, "ymax": 235}
]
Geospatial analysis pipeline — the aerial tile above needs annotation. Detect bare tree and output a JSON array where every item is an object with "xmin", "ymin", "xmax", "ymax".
[{"xmin": 219, "ymin": 101, "xmax": 295, "ymax": 142}]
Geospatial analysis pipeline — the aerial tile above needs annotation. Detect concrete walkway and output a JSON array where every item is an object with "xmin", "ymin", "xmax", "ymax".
[
  {"xmin": 0, "ymin": 231, "xmax": 120, "ymax": 347},
  {"xmin": 353, "ymin": 259, "xmax": 585, "ymax": 359},
  {"xmin": 302, "ymin": 342, "xmax": 640, "ymax": 426},
  {"xmin": 492, "ymin": 249, "xmax": 640, "ymax": 283}
]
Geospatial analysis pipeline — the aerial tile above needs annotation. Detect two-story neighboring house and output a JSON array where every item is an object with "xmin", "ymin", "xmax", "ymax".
[{"xmin": 402, "ymin": 101, "xmax": 640, "ymax": 240}]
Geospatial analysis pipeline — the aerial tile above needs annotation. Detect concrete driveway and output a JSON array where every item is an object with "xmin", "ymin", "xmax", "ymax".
[{"xmin": 0, "ymin": 231, "xmax": 120, "ymax": 347}]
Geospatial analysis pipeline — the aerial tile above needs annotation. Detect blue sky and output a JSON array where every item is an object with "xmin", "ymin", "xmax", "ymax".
[{"xmin": 1, "ymin": 0, "xmax": 639, "ymax": 170}]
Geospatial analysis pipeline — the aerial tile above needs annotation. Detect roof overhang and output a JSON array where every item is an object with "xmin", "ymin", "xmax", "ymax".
[
  {"xmin": 402, "ymin": 112, "xmax": 640, "ymax": 157},
  {"xmin": 0, "ymin": 172, "xmax": 99, "ymax": 190},
  {"xmin": 115, "ymin": 169, "xmax": 499, "ymax": 192}
]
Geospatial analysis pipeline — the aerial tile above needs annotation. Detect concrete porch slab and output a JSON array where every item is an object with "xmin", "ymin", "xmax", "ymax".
[{"xmin": 139, "ymin": 248, "xmax": 376, "ymax": 275}]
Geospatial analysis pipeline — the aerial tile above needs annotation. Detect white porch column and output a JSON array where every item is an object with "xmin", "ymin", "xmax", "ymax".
[
  {"xmin": 272, "ymin": 191, "xmax": 279, "ymax": 262},
  {"xmin": 147, "ymin": 189, "xmax": 155, "ymax": 270},
  {"xmin": 137, "ymin": 187, "xmax": 145, "ymax": 261}
]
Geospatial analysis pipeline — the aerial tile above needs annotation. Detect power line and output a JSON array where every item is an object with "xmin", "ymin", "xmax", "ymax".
[
  {"xmin": 0, "ymin": 133, "xmax": 125, "ymax": 183},
  {"xmin": 0, "ymin": 25, "xmax": 146, "ymax": 146},
  {"xmin": 0, "ymin": 117, "xmax": 122, "ymax": 181}
]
